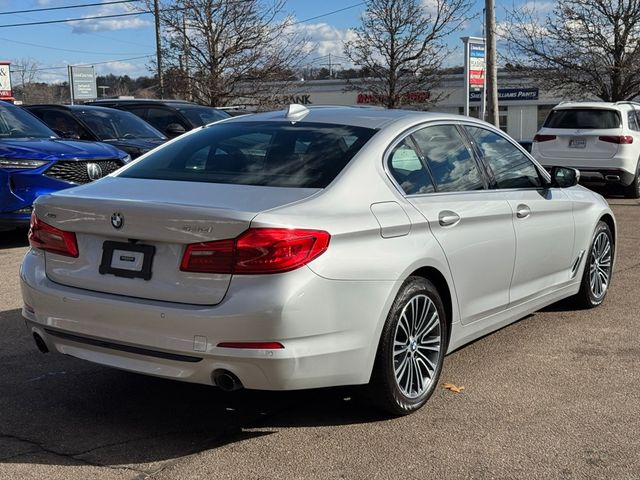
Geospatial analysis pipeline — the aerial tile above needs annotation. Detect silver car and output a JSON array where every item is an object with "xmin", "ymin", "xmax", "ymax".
[{"xmin": 20, "ymin": 106, "xmax": 615, "ymax": 415}]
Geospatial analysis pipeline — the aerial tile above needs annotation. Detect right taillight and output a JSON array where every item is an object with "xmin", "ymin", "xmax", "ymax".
[
  {"xmin": 28, "ymin": 212, "xmax": 78, "ymax": 258},
  {"xmin": 598, "ymin": 135, "xmax": 633, "ymax": 144},
  {"xmin": 180, "ymin": 228, "xmax": 330, "ymax": 274},
  {"xmin": 533, "ymin": 134, "xmax": 557, "ymax": 142}
]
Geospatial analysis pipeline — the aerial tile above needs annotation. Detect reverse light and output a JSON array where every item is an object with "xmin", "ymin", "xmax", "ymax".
[
  {"xmin": 28, "ymin": 212, "xmax": 79, "ymax": 258},
  {"xmin": 0, "ymin": 159, "xmax": 48, "ymax": 169},
  {"xmin": 180, "ymin": 228, "xmax": 330, "ymax": 274},
  {"xmin": 598, "ymin": 135, "xmax": 633, "ymax": 144},
  {"xmin": 533, "ymin": 134, "xmax": 556, "ymax": 142}
]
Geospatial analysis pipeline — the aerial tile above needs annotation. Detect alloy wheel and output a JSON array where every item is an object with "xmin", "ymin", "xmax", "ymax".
[
  {"xmin": 393, "ymin": 294, "xmax": 441, "ymax": 398},
  {"xmin": 589, "ymin": 231, "xmax": 612, "ymax": 299}
]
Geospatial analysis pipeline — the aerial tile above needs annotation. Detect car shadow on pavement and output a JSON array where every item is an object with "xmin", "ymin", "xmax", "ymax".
[
  {"xmin": 0, "ymin": 228, "xmax": 28, "ymax": 250},
  {"xmin": 0, "ymin": 307, "xmax": 385, "ymax": 469}
]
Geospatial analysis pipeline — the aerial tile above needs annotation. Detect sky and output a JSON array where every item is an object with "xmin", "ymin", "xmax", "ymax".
[{"xmin": 0, "ymin": 0, "xmax": 552, "ymax": 84}]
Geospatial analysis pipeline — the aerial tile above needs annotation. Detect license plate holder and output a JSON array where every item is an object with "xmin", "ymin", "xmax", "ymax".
[
  {"xmin": 99, "ymin": 241, "xmax": 155, "ymax": 280},
  {"xmin": 569, "ymin": 138, "xmax": 586, "ymax": 148}
]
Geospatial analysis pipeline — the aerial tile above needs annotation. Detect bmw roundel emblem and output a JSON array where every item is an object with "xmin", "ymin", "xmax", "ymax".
[{"xmin": 111, "ymin": 212, "xmax": 124, "ymax": 229}]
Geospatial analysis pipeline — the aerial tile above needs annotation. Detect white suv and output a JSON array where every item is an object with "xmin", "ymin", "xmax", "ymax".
[{"xmin": 531, "ymin": 101, "xmax": 640, "ymax": 198}]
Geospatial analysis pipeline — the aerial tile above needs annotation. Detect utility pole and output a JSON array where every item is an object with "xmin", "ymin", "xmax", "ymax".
[
  {"xmin": 319, "ymin": 54, "xmax": 341, "ymax": 78},
  {"xmin": 154, "ymin": 0, "xmax": 164, "ymax": 99},
  {"xmin": 485, "ymin": 0, "xmax": 499, "ymax": 127}
]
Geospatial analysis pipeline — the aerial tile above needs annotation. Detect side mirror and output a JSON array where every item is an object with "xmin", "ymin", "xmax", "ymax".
[
  {"xmin": 165, "ymin": 123, "xmax": 187, "ymax": 137},
  {"xmin": 551, "ymin": 166, "xmax": 580, "ymax": 188}
]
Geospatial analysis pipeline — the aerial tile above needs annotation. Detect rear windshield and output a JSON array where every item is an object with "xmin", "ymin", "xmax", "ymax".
[
  {"xmin": 544, "ymin": 109, "xmax": 621, "ymax": 129},
  {"xmin": 119, "ymin": 121, "xmax": 377, "ymax": 188}
]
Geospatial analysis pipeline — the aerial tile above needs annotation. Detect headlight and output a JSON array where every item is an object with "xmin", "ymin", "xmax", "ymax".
[
  {"xmin": 121, "ymin": 154, "xmax": 132, "ymax": 164},
  {"xmin": 0, "ymin": 159, "xmax": 49, "ymax": 169}
]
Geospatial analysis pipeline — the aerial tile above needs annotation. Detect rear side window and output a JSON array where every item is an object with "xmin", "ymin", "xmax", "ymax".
[
  {"xmin": 544, "ymin": 109, "xmax": 621, "ymax": 129},
  {"xmin": 388, "ymin": 138, "xmax": 435, "ymax": 195},
  {"xmin": 411, "ymin": 125, "xmax": 484, "ymax": 192},
  {"xmin": 120, "ymin": 122, "xmax": 376, "ymax": 188}
]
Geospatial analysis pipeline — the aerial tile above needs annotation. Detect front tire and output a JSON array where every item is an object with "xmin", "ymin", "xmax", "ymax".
[
  {"xmin": 573, "ymin": 221, "xmax": 614, "ymax": 308},
  {"xmin": 369, "ymin": 276, "xmax": 447, "ymax": 416}
]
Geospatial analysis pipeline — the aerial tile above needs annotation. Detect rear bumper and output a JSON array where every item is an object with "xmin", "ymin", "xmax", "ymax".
[
  {"xmin": 542, "ymin": 166, "xmax": 636, "ymax": 186},
  {"xmin": 20, "ymin": 249, "xmax": 398, "ymax": 390}
]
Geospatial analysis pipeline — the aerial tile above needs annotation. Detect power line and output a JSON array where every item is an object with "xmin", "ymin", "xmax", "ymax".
[
  {"xmin": 0, "ymin": 0, "xmax": 143, "ymax": 16},
  {"xmin": 21, "ymin": 55, "xmax": 154, "ymax": 72},
  {"xmin": 291, "ymin": 2, "xmax": 365, "ymax": 26},
  {"xmin": 0, "ymin": 11, "xmax": 150, "ymax": 29},
  {"xmin": 0, "ymin": 1, "xmax": 364, "ymax": 29},
  {"xmin": 0, "ymin": 35, "xmax": 148, "ymax": 55}
]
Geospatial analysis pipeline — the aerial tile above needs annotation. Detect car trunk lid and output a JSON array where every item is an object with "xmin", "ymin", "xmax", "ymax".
[{"xmin": 36, "ymin": 177, "xmax": 320, "ymax": 305}]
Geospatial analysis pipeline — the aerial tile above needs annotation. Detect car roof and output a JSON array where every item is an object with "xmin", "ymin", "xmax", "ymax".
[
  {"xmin": 552, "ymin": 101, "xmax": 633, "ymax": 111},
  {"xmin": 26, "ymin": 104, "xmax": 129, "ymax": 113},
  {"xmin": 222, "ymin": 105, "xmax": 469, "ymax": 130},
  {"xmin": 89, "ymin": 99, "xmax": 199, "ymax": 106}
]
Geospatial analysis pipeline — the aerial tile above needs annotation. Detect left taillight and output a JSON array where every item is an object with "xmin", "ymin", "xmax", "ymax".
[
  {"xmin": 28, "ymin": 212, "xmax": 78, "ymax": 258},
  {"xmin": 180, "ymin": 228, "xmax": 331, "ymax": 274}
]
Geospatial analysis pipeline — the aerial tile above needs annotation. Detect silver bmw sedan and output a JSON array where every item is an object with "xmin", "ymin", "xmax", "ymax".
[{"xmin": 20, "ymin": 105, "xmax": 615, "ymax": 415}]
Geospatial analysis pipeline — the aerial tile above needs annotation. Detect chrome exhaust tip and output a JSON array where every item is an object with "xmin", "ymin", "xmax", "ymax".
[
  {"xmin": 33, "ymin": 332, "xmax": 49, "ymax": 353},
  {"xmin": 212, "ymin": 369, "xmax": 243, "ymax": 392}
]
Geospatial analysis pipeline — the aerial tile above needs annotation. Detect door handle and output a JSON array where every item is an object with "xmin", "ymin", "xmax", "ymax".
[
  {"xmin": 438, "ymin": 210, "xmax": 460, "ymax": 227},
  {"xmin": 516, "ymin": 204, "xmax": 531, "ymax": 219}
]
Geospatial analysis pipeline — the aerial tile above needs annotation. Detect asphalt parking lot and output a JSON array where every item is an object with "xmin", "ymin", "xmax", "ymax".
[{"xmin": 1, "ymin": 198, "xmax": 639, "ymax": 480}]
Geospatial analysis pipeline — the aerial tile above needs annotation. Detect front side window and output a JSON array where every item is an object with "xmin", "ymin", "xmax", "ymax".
[
  {"xmin": 466, "ymin": 126, "xmax": 542, "ymax": 189},
  {"xmin": 146, "ymin": 108, "xmax": 188, "ymax": 131},
  {"xmin": 387, "ymin": 138, "xmax": 434, "ymax": 195},
  {"xmin": 120, "ymin": 121, "xmax": 376, "ymax": 188},
  {"xmin": 411, "ymin": 124, "xmax": 484, "ymax": 192}
]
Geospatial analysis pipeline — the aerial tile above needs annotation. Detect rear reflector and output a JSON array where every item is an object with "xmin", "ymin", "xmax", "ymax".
[
  {"xmin": 217, "ymin": 342, "xmax": 285, "ymax": 349},
  {"xmin": 180, "ymin": 228, "xmax": 330, "ymax": 274},
  {"xmin": 28, "ymin": 212, "xmax": 78, "ymax": 257},
  {"xmin": 598, "ymin": 135, "xmax": 633, "ymax": 144},
  {"xmin": 533, "ymin": 134, "xmax": 556, "ymax": 142}
]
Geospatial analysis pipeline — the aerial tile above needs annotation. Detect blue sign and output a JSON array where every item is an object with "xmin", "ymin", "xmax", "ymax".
[{"xmin": 470, "ymin": 87, "xmax": 539, "ymax": 102}]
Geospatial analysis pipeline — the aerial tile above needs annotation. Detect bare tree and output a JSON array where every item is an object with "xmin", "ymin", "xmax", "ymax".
[
  {"xmin": 148, "ymin": 0, "xmax": 309, "ymax": 107},
  {"xmin": 343, "ymin": 0, "xmax": 474, "ymax": 109},
  {"xmin": 502, "ymin": 0, "xmax": 640, "ymax": 101},
  {"xmin": 11, "ymin": 58, "xmax": 40, "ymax": 103}
]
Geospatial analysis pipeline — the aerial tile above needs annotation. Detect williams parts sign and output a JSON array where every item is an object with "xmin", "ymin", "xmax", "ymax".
[{"xmin": 470, "ymin": 88, "xmax": 539, "ymax": 102}]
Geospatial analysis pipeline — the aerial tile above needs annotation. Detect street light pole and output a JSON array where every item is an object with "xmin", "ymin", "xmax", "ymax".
[
  {"xmin": 154, "ymin": 0, "xmax": 164, "ymax": 99},
  {"xmin": 485, "ymin": 0, "xmax": 499, "ymax": 127}
]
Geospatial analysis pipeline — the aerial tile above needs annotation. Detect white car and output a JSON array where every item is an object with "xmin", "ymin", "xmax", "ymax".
[
  {"xmin": 20, "ymin": 106, "xmax": 616, "ymax": 415},
  {"xmin": 531, "ymin": 101, "xmax": 640, "ymax": 198}
]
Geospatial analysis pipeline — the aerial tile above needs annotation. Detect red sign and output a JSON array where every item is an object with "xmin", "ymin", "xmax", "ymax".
[
  {"xmin": 0, "ymin": 62, "xmax": 14, "ymax": 101},
  {"xmin": 357, "ymin": 91, "xmax": 431, "ymax": 105}
]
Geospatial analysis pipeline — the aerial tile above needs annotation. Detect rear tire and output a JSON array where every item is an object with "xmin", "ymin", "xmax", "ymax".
[
  {"xmin": 368, "ymin": 276, "xmax": 447, "ymax": 416},
  {"xmin": 572, "ymin": 221, "xmax": 614, "ymax": 308},
  {"xmin": 623, "ymin": 162, "xmax": 640, "ymax": 198}
]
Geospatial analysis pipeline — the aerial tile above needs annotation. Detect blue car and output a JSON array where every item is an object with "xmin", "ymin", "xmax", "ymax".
[{"xmin": 0, "ymin": 101, "xmax": 130, "ymax": 229}]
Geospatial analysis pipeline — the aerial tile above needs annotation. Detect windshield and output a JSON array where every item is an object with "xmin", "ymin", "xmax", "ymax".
[
  {"xmin": 119, "ymin": 121, "xmax": 377, "ymax": 188},
  {"xmin": 544, "ymin": 109, "xmax": 621, "ymax": 129},
  {"xmin": 176, "ymin": 106, "xmax": 230, "ymax": 126},
  {"xmin": 0, "ymin": 103, "xmax": 57, "ymax": 139},
  {"xmin": 75, "ymin": 108, "xmax": 167, "ymax": 140}
]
